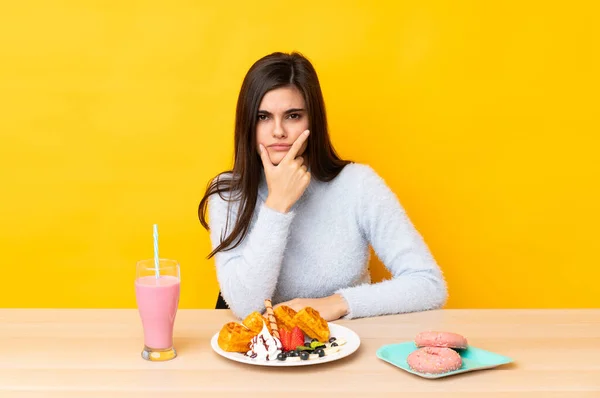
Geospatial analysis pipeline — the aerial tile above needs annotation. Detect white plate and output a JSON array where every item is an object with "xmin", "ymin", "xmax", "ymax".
[{"xmin": 211, "ymin": 322, "xmax": 360, "ymax": 367}]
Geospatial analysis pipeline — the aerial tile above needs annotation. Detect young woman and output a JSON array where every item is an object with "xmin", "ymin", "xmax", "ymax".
[{"xmin": 198, "ymin": 52, "xmax": 447, "ymax": 321}]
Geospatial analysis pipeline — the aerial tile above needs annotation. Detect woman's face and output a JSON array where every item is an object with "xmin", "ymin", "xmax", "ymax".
[{"xmin": 255, "ymin": 86, "xmax": 309, "ymax": 166}]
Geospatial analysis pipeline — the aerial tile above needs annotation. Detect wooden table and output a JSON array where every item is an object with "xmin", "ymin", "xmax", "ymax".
[{"xmin": 1, "ymin": 309, "xmax": 599, "ymax": 397}]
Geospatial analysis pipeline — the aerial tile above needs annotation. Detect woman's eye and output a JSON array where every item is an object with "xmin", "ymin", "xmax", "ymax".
[
  {"xmin": 288, "ymin": 113, "xmax": 300, "ymax": 119},
  {"xmin": 257, "ymin": 114, "xmax": 268, "ymax": 121}
]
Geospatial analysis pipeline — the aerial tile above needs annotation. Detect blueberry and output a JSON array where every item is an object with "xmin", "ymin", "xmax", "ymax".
[
  {"xmin": 300, "ymin": 351, "xmax": 309, "ymax": 360},
  {"xmin": 331, "ymin": 342, "xmax": 338, "ymax": 347},
  {"xmin": 329, "ymin": 337, "xmax": 337, "ymax": 343},
  {"xmin": 288, "ymin": 350, "xmax": 298, "ymax": 357},
  {"xmin": 277, "ymin": 353, "xmax": 286, "ymax": 361},
  {"xmin": 305, "ymin": 342, "xmax": 312, "ymax": 347},
  {"xmin": 316, "ymin": 349, "xmax": 325, "ymax": 357},
  {"xmin": 311, "ymin": 338, "xmax": 319, "ymax": 343}
]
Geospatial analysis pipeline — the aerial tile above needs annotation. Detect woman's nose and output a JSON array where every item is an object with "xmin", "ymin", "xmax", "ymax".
[{"xmin": 272, "ymin": 123, "xmax": 286, "ymax": 138}]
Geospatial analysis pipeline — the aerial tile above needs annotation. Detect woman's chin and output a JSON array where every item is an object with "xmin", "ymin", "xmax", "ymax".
[{"xmin": 268, "ymin": 154, "xmax": 285, "ymax": 166}]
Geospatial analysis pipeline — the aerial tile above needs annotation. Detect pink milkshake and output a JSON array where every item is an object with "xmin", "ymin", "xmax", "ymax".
[
  {"xmin": 135, "ymin": 275, "xmax": 180, "ymax": 348},
  {"xmin": 135, "ymin": 258, "xmax": 180, "ymax": 361}
]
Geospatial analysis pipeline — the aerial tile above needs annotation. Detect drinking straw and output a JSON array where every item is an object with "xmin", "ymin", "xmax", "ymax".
[{"xmin": 153, "ymin": 224, "xmax": 160, "ymax": 279}]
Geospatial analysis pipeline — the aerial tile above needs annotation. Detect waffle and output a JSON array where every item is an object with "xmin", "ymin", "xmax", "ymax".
[
  {"xmin": 274, "ymin": 305, "xmax": 297, "ymax": 332},
  {"xmin": 293, "ymin": 307, "xmax": 330, "ymax": 342},
  {"xmin": 217, "ymin": 322, "xmax": 256, "ymax": 353},
  {"xmin": 242, "ymin": 311, "xmax": 271, "ymax": 334}
]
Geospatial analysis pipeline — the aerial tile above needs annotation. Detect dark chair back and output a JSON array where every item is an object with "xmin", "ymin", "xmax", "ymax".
[{"xmin": 215, "ymin": 291, "xmax": 229, "ymax": 309}]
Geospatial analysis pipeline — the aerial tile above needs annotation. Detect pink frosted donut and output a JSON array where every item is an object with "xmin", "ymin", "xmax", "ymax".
[
  {"xmin": 407, "ymin": 347, "xmax": 463, "ymax": 374},
  {"xmin": 415, "ymin": 331, "xmax": 468, "ymax": 349}
]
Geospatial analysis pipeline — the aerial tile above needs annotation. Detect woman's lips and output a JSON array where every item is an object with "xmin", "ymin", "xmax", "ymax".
[{"xmin": 268, "ymin": 144, "xmax": 291, "ymax": 151}]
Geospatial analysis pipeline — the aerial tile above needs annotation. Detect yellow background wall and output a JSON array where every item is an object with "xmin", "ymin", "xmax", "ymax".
[{"xmin": 1, "ymin": 1, "xmax": 598, "ymax": 309}]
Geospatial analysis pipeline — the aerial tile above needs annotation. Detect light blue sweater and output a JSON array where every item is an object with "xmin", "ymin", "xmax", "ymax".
[{"xmin": 208, "ymin": 163, "xmax": 447, "ymax": 319}]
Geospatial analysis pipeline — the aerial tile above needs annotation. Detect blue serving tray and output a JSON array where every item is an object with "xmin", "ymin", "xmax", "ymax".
[{"xmin": 376, "ymin": 341, "xmax": 513, "ymax": 379}]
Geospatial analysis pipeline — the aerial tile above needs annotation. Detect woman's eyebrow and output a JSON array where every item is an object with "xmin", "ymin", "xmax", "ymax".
[{"xmin": 258, "ymin": 108, "xmax": 306, "ymax": 115}]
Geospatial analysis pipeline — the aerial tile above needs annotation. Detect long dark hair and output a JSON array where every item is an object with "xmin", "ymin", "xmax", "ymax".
[{"xmin": 198, "ymin": 52, "xmax": 350, "ymax": 258}]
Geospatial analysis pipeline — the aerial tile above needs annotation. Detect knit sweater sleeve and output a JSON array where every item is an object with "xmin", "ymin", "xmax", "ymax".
[
  {"xmin": 336, "ymin": 165, "xmax": 448, "ymax": 319},
  {"xmin": 208, "ymin": 191, "xmax": 296, "ymax": 319}
]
